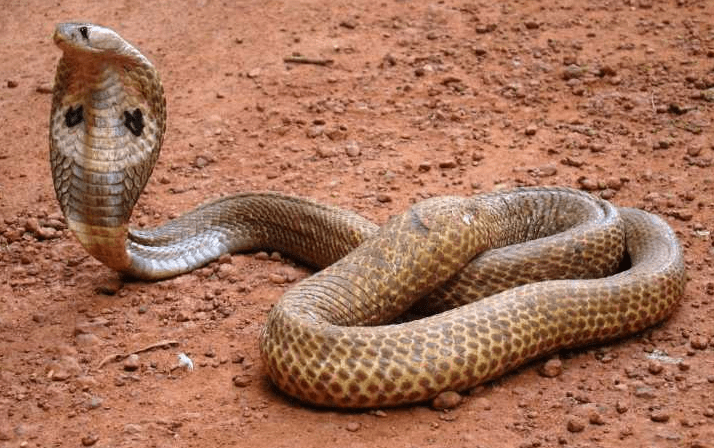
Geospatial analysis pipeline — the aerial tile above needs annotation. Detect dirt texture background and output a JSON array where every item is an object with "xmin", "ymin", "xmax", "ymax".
[{"xmin": 1, "ymin": 0, "xmax": 714, "ymax": 447}]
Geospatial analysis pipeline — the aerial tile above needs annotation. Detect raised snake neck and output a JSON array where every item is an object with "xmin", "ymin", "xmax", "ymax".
[{"xmin": 49, "ymin": 23, "xmax": 686, "ymax": 408}]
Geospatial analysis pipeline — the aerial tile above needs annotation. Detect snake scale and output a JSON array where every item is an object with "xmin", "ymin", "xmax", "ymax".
[{"xmin": 49, "ymin": 23, "xmax": 685, "ymax": 408}]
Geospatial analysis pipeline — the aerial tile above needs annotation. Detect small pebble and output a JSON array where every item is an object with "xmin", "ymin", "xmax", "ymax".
[
  {"xmin": 7, "ymin": 80, "xmax": 18, "ymax": 88},
  {"xmin": 232, "ymin": 375, "xmax": 251, "ymax": 387},
  {"xmin": 345, "ymin": 141, "xmax": 361, "ymax": 157},
  {"xmin": 647, "ymin": 361, "xmax": 664, "ymax": 375},
  {"xmin": 418, "ymin": 162, "xmax": 432, "ymax": 172},
  {"xmin": 376, "ymin": 193, "xmax": 392, "ymax": 203},
  {"xmin": 562, "ymin": 64, "xmax": 584, "ymax": 80},
  {"xmin": 268, "ymin": 273, "xmax": 286, "ymax": 285},
  {"xmin": 94, "ymin": 279, "xmax": 122, "ymax": 296},
  {"xmin": 431, "ymin": 391, "xmax": 462, "ymax": 410},
  {"xmin": 690, "ymin": 335, "xmax": 709, "ymax": 350},
  {"xmin": 86, "ymin": 396, "xmax": 103, "ymax": 410},
  {"xmin": 588, "ymin": 409, "xmax": 606, "ymax": 425},
  {"xmin": 539, "ymin": 358, "xmax": 563, "ymax": 377},
  {"xmin": 81, "ymin": 434, "xmax": 99, "ymax": 446},
  {"xmin": 633, "ymin": 386, "xmax": 656, "ymax": 399},
  {"xmin": 123, "ymin": 354, "xmax": 140, "ymax": 371},
  {"xmin": 345, "ymin": 421, "xmax": 361, "ymax": 432},
  {"xmin": 578, "ymin": 177, "xmax": 600, "ymax": 191},
  {"xmin": 615, "ymin": 401, "xmax": 629, "ymax": 414},
  {"xmin": 524, "ymin": 124, "xmax": 538, "ymax": 136},
  {"xmin": 566, "ymin": 416, "xmax": 585, "ymax": 433},
  {"xmin": 254, "ymin": 251, "xmax": 270, "ymax": 261},
  {"xmin": 650, "ymin": 410, "xmax": 670, "ymax": 422}
]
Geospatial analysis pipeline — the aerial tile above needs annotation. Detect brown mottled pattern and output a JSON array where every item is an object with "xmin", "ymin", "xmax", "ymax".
[{"xmin": 50, "ymin": 23, "xmax": 686, "ymax": 408}]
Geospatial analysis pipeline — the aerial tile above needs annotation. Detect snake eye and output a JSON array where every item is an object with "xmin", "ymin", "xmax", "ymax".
[{"xmin": 79, "ymin": 26, "xmax": 89, "ymax": 39}]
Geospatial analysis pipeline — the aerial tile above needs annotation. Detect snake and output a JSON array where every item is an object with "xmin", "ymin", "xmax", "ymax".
[{"xmin": 49, "ymin": 23, "xmax": 686, "ymax": 408}]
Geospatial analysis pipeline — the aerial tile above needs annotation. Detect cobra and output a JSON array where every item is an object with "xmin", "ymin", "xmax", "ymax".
[{"xmin": 49, "ymin": 23, "xmax": 685, "ymax": 408}]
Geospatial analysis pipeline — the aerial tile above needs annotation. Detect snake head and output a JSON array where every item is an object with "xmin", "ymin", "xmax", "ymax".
[{"xmin": 53, "ymin": 23, "xmax": 130, "ymax": 55}]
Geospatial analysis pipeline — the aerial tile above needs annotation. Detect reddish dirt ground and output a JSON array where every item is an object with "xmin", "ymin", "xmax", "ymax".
[{"xmin": 1, "ymin": 1, "xmax": 714, "ymax": 447}]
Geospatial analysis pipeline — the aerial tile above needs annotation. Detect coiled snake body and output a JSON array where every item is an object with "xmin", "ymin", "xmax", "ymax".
[{"xmin": 50, "ymin": 23, "xmax": 685, "ymax": 408}]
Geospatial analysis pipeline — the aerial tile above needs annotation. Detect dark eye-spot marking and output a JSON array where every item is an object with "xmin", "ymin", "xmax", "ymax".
[
  {"xmin": 123, "ymin": 109, "xmax": 144, "ymax": 136},
  {"xmin": 79, "ymin": 26, "xmax": 89, "ymax": 39},
  {"xmin": 65, "ymin": 105, "xmax": 83, "ymax": 128}
]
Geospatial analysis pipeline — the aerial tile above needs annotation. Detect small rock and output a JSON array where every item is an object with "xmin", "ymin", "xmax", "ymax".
[
  {"xmin": 647, "ymin": 361, "xmax": 664, "ymax": 375},
  {"xmin": 94, "ymin": 279, "xmax": 122, "ymax": 296},
  {"xmin": 562, "ymin": 64, "xmax": 584, "ymax": 80},
  {"xmin": 81, "ymin": 434, "xmax": 99, "ymax": 446},
  {"xmin": 539, "ymin": 358, "xmax": 563, "ymax": 377},
  {"xmin": 598, "ymin": 65, "xmax": 617, "ymax": 77},
  {"xmin": 438, "ymin": 159, "xmax": 458, "ymax": 169},
  {"xmin": 472, "ymin": 396, "xmax": 492, "ymax": 410},
  {"xmin": 176, "ymin": 310, "xmax": 192, "ymax": 322},
  {"xmin": 531, "ymin": 164, "xmax": 557, "ymax": 177},
  {"xmin": 431, "ymin": 391, "xmax": 463, "ymax": 410},
  {"xmin": 670, "ymin": 210, "xmax": 693, "ymax": 222},
  {"xmin": 475, "ymin": 23, "xmax": 497, "ymax": 34},
  {"xmin": 588, "ymin": 409, "xmax": 606, "ymax": 425},
  {"xmin": 308, "ymin": 126, "xmax": 325, "ymax": 139},
  {"xmin": 247, "ymin": 68, "xmax": 261, "ymax": 78},
  {"xmin": 75, "ymin": 376, "xmax": 98, "ymax": 391},
  {"xmin": 232, "ymin": 375, "xmax": 251, "ymax": 387},
  {"xmin": 345, "ymin": 141, "xmax": 361, "ymax": 157},
  {"xmin": 7, "ymin": 80, "xmax": 18, "ymax": 88},
  {"xmin": 578, "ymin": 177, "xmax": 600, "ymax": 191},
  {"xmin": 49, "ymin": 356, "xmax": 82, "ymax": 381},
  {"xmin": 615, "ymin": 401, "xmax": 628, "ymax": 414},
  {"xmin": 376, "ymin": 193, "xmax": 392, "ymax": 203},
  {"xmin": 524, "ymin": 124, "xmax": 538, "ymax": 136},
  {"xmin": 36, "ymin": 227, "xmax": 59, "ymax": 240},
  {"xmin": 123, "ymin": 354, "xmax": 140, "ymax": 371},
  {"xmin": 418, "ymin": 162, "xmax": 432, "ymax": 172},
  {"xmin": 123, "ymin": 424, "xmax": 142, "ymax": 435},
  {"xmin": 194, "ymin": 156, "xmax": 209, "ymax": 168},
  {"xmin": 566, "ymin": 416, "xmax": 586, "ymax": 433},
  {"xmin": 524, "ymin": 20, "xmax": 539, "ymax": 30},
  {"xmin": 381, "ymin": 53, "xmax": 397, "ymax": 67},
  {"xmin": 471, "ymin": 46, "xmax": 487, "ymax": 56},
  {"xmin": 339, "ymin": 18, "xmax": 357, "ymax": 29},
  {"xmin": 86, "ymin": 396, "xmax": 103, "ymax": 410},
  {"xmin": 75, "ymin": 333, "xmax": 101, "ymax": 347},
  {"xmin": 268, "ymin": 273, "xmax": 286, "ymax": 285},
  {"xmin": 605, "ymin": 177, "xmax": 623, "ymax": 190},
  {"xmin": 561, "ymin": 156, "xmax": 585, "ymax": 167},
  {"xmin": 24, "ymin": 217, "xmax": 40, "ymax": 235},
  {"xmin": 345, "ymin": 421, "xmax": 361, "ymax": 432},
  {"xmin": 690, "ymin": 335, "xmax": 709, "ymax": 350},
  {"xmin": 254, "ymin": 251, "xmax": 270, "ymax": 261},
  {"xmin": 634, "ymin": 386, "xmax": 656, "ymax": 399},
  {"xmin": 650, "ymin": 410, "xmax": 670, "ymax": 422},
  {"xmin": 600, "ymin": 188, "xmax": 617, "ymax": 200}
]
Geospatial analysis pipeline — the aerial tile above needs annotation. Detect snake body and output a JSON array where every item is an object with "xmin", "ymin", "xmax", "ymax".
[{"xmin": 50, "ymin": 23, "xmax": 685, "ymax": 408}]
